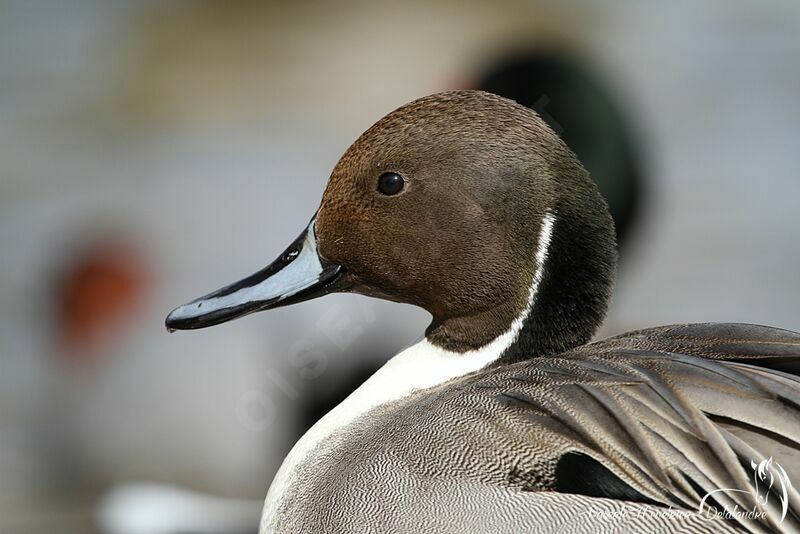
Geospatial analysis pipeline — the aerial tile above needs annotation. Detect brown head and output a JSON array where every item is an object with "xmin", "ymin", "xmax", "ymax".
[{"xmin": 166, "ymin": 91, "xmax": 617, "ymax": 359}]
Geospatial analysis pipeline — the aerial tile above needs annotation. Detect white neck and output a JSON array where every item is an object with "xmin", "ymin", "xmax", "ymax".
[{"xmin": 259, "ymin": 212, "xmax": 555, "ymax": 533}]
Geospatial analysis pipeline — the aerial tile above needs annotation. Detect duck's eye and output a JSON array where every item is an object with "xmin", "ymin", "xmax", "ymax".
[{"xmin": 377, "ymin": 172, "xmax": 404, "ymax": 196}]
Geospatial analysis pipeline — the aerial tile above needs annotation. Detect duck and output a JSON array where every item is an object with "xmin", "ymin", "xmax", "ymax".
[{"xmin": 166, "ymin": 91, "xmax": 800, "ymax": 534}]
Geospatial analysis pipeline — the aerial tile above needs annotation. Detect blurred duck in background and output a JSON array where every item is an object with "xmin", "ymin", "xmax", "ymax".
[{"xmin": 477, "ymin": 51, "xmax": 644, "ymax": 249}]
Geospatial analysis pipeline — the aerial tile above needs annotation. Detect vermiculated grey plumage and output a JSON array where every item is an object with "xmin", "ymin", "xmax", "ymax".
[{"xmin": 272, "ymin": 323, "xmax": 800, "ymax": 533}]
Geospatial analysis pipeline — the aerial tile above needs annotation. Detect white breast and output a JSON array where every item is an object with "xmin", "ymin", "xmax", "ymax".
[{"xmin": 258, "ymin": 213, "xmax": 555, "ymax": 533}]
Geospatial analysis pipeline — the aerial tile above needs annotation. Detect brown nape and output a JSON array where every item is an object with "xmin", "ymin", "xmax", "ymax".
[
  {"xmin": 500, "ymin": 157, "xmax": 618, "ymax": 361},
  {"xmin": 315, "ymin": 90, "xmax": 617, "ymax": 358}
]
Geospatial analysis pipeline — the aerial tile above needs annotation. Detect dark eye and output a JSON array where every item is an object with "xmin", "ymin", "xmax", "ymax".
[{"xmin": 377, "ymin": 172, "xmax": 405, "ymax": 196}]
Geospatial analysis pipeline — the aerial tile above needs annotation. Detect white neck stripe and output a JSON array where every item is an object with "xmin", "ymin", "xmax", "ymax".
[
  {"xmin": 490, "ymin": 211, "xmax": 555, "ymax": 358},
  {"xmin": 259, "ymin": 212, "xmax": 556, "ymax": 533}
]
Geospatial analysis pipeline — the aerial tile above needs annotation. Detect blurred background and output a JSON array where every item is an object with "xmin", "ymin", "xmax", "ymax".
[{"xmin": 1, "ymin": 1, "xmax": 798, "ymax": 532}]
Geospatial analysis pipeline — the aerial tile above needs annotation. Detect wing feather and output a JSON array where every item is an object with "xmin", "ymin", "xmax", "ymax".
[{"xmin": 468, "ymin": 323, "xmax": 800, "ymax": 533}]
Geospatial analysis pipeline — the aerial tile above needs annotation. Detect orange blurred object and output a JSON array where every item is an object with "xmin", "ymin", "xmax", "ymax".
[{"xmin": 54, "ymin": 240, "xmax": 147, "ymax": 358}]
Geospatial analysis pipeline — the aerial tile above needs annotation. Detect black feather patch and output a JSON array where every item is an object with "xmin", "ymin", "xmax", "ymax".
[{"xmin": 554, "ymin": 452, "xmax": 661, "ymax": 506}]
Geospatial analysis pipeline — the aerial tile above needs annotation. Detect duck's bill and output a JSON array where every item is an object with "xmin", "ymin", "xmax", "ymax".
[{"xmin": 165, "ymin": 219, "xmax": 343, "ymax": 331}]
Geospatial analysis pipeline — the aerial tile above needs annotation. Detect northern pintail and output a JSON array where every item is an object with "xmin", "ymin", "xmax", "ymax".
[{"xmin": 167, "ymin": 91, "xmax": 800, "ymax": 533}]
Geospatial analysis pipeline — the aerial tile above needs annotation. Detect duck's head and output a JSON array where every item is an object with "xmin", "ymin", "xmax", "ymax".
[{"xmin": 166, "ymin": 91, "xmax": 616, "ymax": 360}]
